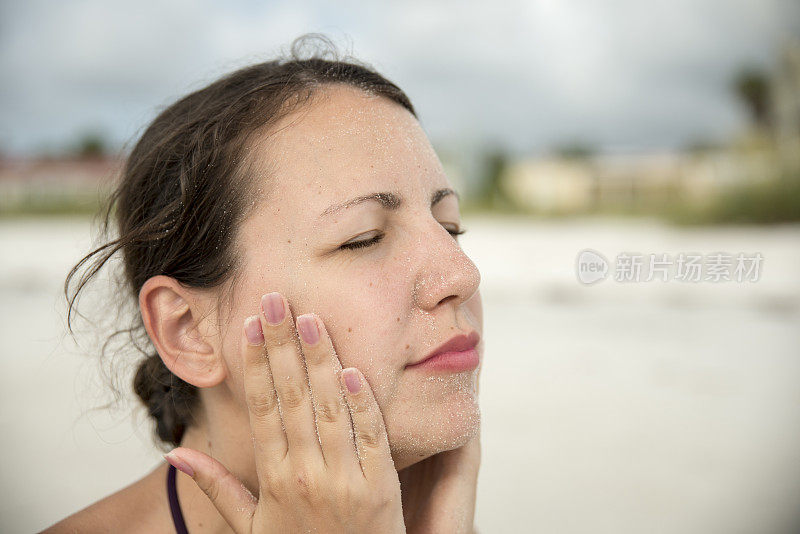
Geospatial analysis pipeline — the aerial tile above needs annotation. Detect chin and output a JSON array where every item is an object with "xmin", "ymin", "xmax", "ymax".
[{"xmin": 386, "ymin": 379, "xmax": 481, "ymax": 469}]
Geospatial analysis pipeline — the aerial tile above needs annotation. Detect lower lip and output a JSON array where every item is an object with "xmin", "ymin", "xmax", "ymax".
[{"xmin": 407, "ymin": 348, "xmax": 479, "ymax": 372}]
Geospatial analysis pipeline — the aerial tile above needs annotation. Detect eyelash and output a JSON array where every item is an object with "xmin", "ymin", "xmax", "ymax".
[{"xmin": 340, "ymin": 227, "xmax": 467, "ymax": 251}]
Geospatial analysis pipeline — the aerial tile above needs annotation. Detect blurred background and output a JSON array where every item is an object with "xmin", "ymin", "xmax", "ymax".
[{"xmin": 1, "ymin": 1, "xmax": 799, "ymax": 533}]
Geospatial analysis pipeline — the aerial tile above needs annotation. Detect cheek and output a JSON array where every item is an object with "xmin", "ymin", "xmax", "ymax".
[
  {"xmin": 466, "ymin": 289, "xmax": 483, "ymax": 332},
  {"xmin": 325, "ymin": 287, "xmax": 407, "ymax": 366},
  {"xmin": 307, "ymin": 262, "xmax": 409, "ymax": 347},
  {"xmin": 303, "ymin": 270, "xmax": 412, "ymax": 401}
]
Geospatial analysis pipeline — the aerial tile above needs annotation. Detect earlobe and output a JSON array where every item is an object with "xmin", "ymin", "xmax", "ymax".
[{"xmin": 139, "ymin": 275, "xmax": 226, "ymax": 388}]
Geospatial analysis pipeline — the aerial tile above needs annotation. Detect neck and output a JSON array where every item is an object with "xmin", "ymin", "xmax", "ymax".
[{"xmin": 173, "ymin": 386, "xmax": 255, "ymax": 534}]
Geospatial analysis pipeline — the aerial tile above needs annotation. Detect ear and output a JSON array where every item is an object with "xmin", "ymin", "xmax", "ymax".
[{"xmin": 139, "ymin": 275, "xmax": 226, "ymax": 388}]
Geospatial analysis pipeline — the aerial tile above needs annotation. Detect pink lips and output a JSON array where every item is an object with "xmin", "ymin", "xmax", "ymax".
[{"xmin": 406, "ymin": 331, "xmax": 481, "ymax": 372}]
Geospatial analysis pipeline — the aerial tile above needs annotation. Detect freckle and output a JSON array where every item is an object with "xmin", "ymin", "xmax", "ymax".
[
  {"xmin": 396, "ymin": 317, "xmax": 400, "ymax": 322},
  {"xmin": 405, "ymin": 344, "xmax": 409, "ymax": 349},
  {"xmin": 450, "ymin": 326, "xmax": 454, "ymax": 329},
  {"xmin": 348, "ymin": 327, "xmax": 352, "ymax": 332},
  {"xmin": 287, "ymin": 239, "xmax": 291, "ymax": 243},
  {"xmin": 369, "ymin": 282, "xmax": 373, "ymax": 287}
]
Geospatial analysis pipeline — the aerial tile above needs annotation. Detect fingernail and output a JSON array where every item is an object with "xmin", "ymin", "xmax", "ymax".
[
  {"xmin": 343, "ymin": 368, "xmax": 362, "ymax": 394},
  {"xmin": 164, "ymin": 450, "xmax": 195, "ymax": 478},
  {"xmin": 297, "ymin": 314, "xmax": 319, "ymax": 345},
  {"xmin": 244, "ymin": 316, "xmax": 264, "ymax": 345},
  {"xmin": 261, "ymin": 292, "xmax": 285, "ymax": 325}
]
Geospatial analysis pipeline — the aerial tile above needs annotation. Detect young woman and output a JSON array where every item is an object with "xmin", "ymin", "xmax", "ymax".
[{"xmin": 47, "ymin": 35, "xmax": 483, "ymax": 533}]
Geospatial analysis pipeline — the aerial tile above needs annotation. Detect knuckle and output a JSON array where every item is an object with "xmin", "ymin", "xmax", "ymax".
[
  {"xmin": 376, "ymin": 491, "xmax": 397, "ymax": 510},
  {"xmin": 260, "ymin": 466, "xmax": 287, "ymax": 500},
  {"xmin": 246, "ymin": 390, "xmax": 279, "ymax": 418},
  {"xmin": 263, "ymin": 475, "xmax": 286, "ymax": 501},
  {"xmin": 290, "ymin": 464, "xmax": 320, "ymax": 499},
  {"xmin": 337, "ymin": 478, "xmax": 365, "ymax": 508},
  {"xmin": 371, "ymin": 480, "xmax": 400, "ymax": 508},
  {"xmin": 277, "ymin": 380, "xmax": 307, "ymax": 411},
  {"xmin": 315, "ymin": 399, "xmax": 343, "ymax": 424},
  {"xmin": 243, "ymin": 346, "xmax": 267, "ymax": 367},
  {"xmin": 356, "ymin": 427, "xmax": 382, "ymax": 449},
  {"xmin": 260, "ymin": 466, "xmax": 280, "ymax": 489},
  {"xmin": 301, "ymin": 345, "xmax": 325, "ymax": 366},
  {"xmin": 349, "ymin": 397, "xmax": 369, "ymax": 415},
  {"xmin": 264, "ymin": 327, "xmax": 298, "ymax": 348},
  {"xmin": 200, "ymin": 474, "xmax": 223, "ymax": 505}
]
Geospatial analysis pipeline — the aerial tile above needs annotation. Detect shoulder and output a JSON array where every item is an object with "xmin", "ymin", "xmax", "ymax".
[{"xmin": 42, "ymin": 463, "xmax": 171, "ymax": 534}]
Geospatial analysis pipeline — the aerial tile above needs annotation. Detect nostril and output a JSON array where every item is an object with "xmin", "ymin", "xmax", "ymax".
[{"xmin": 438, "ymin": 295, "xmax": 457, "ymax": 306}]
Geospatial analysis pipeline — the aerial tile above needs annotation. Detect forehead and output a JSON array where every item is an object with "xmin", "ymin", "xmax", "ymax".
[{"xmin": 252, "ymin": 84, "xmax": 447, "ymax": 212}]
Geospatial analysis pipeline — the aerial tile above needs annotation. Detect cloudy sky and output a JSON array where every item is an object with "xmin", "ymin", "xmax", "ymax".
[{"xmin": 1, "ymin": 0, "xmax": 798, "ymax": 156}]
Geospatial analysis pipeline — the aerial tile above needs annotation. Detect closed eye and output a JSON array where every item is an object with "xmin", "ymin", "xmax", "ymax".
[{"xmin": 339, "ymin": 227, "xmax": 467, "ymax": 251}]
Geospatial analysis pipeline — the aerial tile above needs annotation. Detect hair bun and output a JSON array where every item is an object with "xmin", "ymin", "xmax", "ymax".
[{"xmin": 133, "ymin": 354, "xmax": 197, "ymax": 447}]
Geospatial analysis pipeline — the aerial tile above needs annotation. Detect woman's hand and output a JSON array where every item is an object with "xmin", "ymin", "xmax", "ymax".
[
  {"xmin": 165, "ymin": 291, "xmax": 406, "ymax": 534},
  {"xmin": 398, "ymin": 432, "xmax": 481, "ymax": 534}
]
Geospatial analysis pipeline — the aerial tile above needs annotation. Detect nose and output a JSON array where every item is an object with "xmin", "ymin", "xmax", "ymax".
[{"xmin": 413, "ymin": 218, "xmax": 481, "ymax": 312}]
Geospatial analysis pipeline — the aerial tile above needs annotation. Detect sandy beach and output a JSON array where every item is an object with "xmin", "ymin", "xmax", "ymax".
[{"xmin": 2, "ymin": 215, "xmax": 799, "ymax": 533}]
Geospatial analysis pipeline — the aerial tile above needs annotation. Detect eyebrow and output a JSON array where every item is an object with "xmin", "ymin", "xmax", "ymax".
[{"xmin": 319, "ymin": 188, "xmax": 460, "ymax": 219}]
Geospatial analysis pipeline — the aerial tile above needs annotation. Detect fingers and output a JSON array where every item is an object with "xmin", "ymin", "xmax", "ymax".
[
  {"xmin": 241, "ymin": 315, "xmax": 288, "ymax": 484},
  {"xmin": 165, "ymin": 447, "xmax": 256, "ymax": 534},
  {"xmin": 244, "ymin": 291, "xmax": 394, "ymax": 487},
  {"xmin": 258, "ymin": 292, "xmax": 323, "ymax": 463},
  {"xmin": 340, "ymin": 367, "xmax": 395, "ymax": 480},
  {"xmin": 295, "ymin": 313, "xmax": 359, "ymax": 473}
]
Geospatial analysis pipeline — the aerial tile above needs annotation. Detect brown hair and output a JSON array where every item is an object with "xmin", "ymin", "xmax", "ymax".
[{"xmin": 65, "ymin": 34, "xmax": 416, "ymax": 448}]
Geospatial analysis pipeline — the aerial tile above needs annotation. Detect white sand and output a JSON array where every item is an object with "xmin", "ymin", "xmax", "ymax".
[{"xmin": 1, "ymin": 216, "xmax": 799, "ymax": 533}]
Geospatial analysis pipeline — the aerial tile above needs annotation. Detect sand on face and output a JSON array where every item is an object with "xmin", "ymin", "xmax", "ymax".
[{"xmin": 1, "ymin": 216, "xmax": 799, "ymax": 534}]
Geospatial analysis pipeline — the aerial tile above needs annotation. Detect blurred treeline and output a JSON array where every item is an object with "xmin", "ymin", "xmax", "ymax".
[
  {"xmin": 2, "ymin": 44, "xmax": 799, "ymax": 224},
  {"xmin": 0, "ymin": 132, "xmax": 117, "ymax": 217}
]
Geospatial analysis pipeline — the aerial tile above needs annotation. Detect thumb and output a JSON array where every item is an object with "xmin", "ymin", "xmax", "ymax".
[{"xmin": 164, "ymin": 447, "xmax": 257, "ymax": 533}]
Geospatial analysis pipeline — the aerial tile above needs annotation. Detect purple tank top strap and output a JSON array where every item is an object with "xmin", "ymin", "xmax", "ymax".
[{"xmin": 167, "ymin": 463, "xmax": 190, "ymax": 534}]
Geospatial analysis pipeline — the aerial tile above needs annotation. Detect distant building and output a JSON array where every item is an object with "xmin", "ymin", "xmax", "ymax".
[
  {"xmin": 503, "ymin": 158, "xmax": 594, "ymax": 212},
  {"xmin": 503, "ymin": 150, "xmax": 765, "ymax": 213},
  {"xmin": 0, "ymin": 156, "xmax": 121, "ymax": 213}
]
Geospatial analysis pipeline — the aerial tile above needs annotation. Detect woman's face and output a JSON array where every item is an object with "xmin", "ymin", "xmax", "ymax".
[{"xmin": 221, "ymin": 85, "xmax": 483, "ymax": 469}]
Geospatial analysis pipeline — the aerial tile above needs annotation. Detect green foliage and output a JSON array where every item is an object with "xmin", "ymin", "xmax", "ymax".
[
  {"xmin": 733, "ymin": 68, "xmax": 772, "ymax": 128},
  {"xmin": 553, "ymin": 143, "xmax": 595, "ymax": 160},
  {"xmin": 0, "ymin": 193, "xmax": 102, "ymax": 217},
  {"xmin": 75, "ymin": 132, "xmax": 106, "ymax": 158},
  {"xmin": 665, "ymin": 171, "xmax": 800, "ymax": 225},
  {"xmin": 474, "ymin": 149, "xmax": 518, "ymax": 211},
  {"xmin": 705, "ymin": 174, "xmax": 800, "ymax": 224}
]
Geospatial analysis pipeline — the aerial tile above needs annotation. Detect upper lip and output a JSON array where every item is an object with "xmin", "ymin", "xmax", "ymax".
[{"xmin": 406, "ymin": 330, "xmax": 481, "ymax": 367}]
